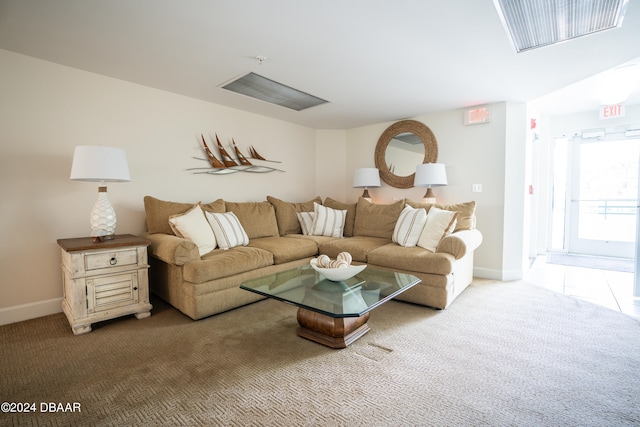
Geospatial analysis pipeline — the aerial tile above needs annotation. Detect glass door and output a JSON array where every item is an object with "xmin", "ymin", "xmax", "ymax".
[{"xmin": 568, "ymin": 138, "xmax": 639, "ymax": 258}]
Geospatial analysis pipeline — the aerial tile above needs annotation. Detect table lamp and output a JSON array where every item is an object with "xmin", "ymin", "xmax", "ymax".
[
  {"xmin": 70, "ymin": 146, "xmax": 131, "ymax": 240},
  {"xmin": 353, "ymin": 168, "xmax": 380, "ymax": 201},
  {"xmin": 414, "ymin": 163, "xmax": 447, "ymax": 203}
]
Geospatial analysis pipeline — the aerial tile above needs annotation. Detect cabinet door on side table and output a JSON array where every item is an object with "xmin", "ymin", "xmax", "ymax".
[{"xmin": 86, "ymin": 271, "xmax": 140, "ymax": 314}]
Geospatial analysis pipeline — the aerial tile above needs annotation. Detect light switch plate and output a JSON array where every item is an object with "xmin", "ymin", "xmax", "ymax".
[{"xmin": 472, "ymin": 184, "xmax": 482, "ymax": 193}]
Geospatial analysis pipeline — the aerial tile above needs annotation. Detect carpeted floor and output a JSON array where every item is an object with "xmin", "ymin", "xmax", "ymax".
[
  {"xmin": 2, "ymin": 279, "xmax": 640, "ymax": 426},
  {"xmin": 547, "ymin": 253, "xmax": 635, "ymax": 272}
]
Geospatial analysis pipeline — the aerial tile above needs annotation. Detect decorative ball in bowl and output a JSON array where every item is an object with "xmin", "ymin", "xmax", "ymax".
[{"xmin": 310, "ymin": 258, "xmax": 367, "ymax": 281}]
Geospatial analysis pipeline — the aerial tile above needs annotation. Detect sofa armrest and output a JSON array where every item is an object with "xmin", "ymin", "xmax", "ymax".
[
  {"xmin": 145, "ymin": 233, "xmax": 200, "ymax": 266},
  {"xmin": 436, "ymin": 229, "xmax": 483, "ymax": 260}
]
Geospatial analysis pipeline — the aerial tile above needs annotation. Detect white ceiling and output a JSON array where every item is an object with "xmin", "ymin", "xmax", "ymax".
[{"xmin": 1, "ymin": 0, "xmax": 639, "ymax": 129}]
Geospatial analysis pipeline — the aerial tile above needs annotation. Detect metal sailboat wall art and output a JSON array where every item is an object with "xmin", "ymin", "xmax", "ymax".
[{"xmin": 189, "ymin": 134, "xmax": 284, "ymax": 175}]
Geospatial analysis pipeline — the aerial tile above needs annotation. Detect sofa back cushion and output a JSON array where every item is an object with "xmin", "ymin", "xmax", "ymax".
[
  {"xmin": 144, "ymin": 196, "xmax": 194, "ymax": 235},
  {"xmin": 144, "ymin": 196, "xmax": 225, "ymax": 235},
  {"xmin": 225, "ymin": 201, "xmax": 279, "ymax": 239},
  {"xmin": 406, "ymin": 200, "xmax": 476, "ymax": 232},
  {"xmin": 267, "ymin": 195, "xmax": 321, "ymax": 235},
  {"xmin": 323, "ymin": 197, "xmax": 356, "ymax": 237},
  {"xmin": 438, "ymin": 201, "xmax": 475, "ymax": 231},
  {"xmin": 353, "ymin": 198, "xmax": 404, "ymax": 239}
]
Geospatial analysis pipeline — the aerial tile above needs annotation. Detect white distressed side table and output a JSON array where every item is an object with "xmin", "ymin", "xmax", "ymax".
[{"xmin": 57, "ymin": 234, "xmax": 153, "ymax": 335}]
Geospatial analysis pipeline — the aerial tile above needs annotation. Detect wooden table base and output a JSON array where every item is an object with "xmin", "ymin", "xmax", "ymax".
[{"xmin": 296, "ymin": 308, "xmax": 370, "ymax": 349}]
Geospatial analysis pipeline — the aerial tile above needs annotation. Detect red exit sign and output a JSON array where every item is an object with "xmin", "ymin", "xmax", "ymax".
[
  {"xmin": 464, "ymin": 105, "xmax": 491, "ymax": 125},
  {"xmin": 600, "ymin": 103, "xmax": 625, "ymax": 119}
]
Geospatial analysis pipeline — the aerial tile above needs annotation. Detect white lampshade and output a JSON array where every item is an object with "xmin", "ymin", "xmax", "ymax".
[
  {"xmin": 353, "ymin": 168, "xmax": 381, "ymax": 188},
  {"xmin": 70, "ymin": 146, "xmax": 131, "ymax": 241},
  {"xmin": 414, "ymin": 163, "xmax": 447, "ymax": 203},
  {"xmin": 70, "ymin": 146, "xmax": 131, "ymax": 182},
  {"xmin": 353, "ymin": 168, "xmax": 380, "ymax": 200},
  {"xmin": 414, "ymin": 163, "xmax": 447, "ymax": 187}
]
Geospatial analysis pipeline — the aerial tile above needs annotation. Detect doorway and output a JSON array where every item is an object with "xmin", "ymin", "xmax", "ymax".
[{"xmin": 550, "ymin": 135, "xmax": 640, "ymax": 259}]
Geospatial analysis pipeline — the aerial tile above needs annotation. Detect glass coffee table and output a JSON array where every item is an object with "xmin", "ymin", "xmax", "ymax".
[{"xmin": 240, "ymin": 264, "xmax": 420, "ymax": 348}]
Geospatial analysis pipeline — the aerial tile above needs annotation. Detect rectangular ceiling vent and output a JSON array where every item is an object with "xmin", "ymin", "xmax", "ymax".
[
  {"xmin": 221, "ymin": 72, "xmax": 329, "ymax": 111},
  {"xmin": 493, "ymin": 0, "xmax": 629, "ymax": 53}
]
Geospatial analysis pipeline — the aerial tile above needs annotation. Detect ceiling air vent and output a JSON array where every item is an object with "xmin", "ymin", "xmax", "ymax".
[
  {"xmin": 493, "ymin": 0, "xmax": 629, "ymax": 53},
  {"xmin": 221, "ymin": 72, "xmax": 329, "ymax": 111}
]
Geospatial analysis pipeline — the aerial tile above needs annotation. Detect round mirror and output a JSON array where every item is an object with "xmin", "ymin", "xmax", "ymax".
[
  {"xmin": 386, "ymin": 132, "xmax": 426, "ymax": 177},
  {"xmin": 374, "ymin": 120, "xmax": 438, "ymax": 188}
]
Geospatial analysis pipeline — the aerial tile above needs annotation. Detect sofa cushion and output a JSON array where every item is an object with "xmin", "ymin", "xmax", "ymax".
[
  {"xmin": 324, "ymin": 198, "xmax": 356, "ymax": 237},
  {"xmin": 368, "ymin": 243, "xmax": 455, "ymax": 275},
  {"xmin": 392, "ymin": 204, "xmax": 428, "ymax": 247},
  {"xmin": 353, "ymin": 197, "xmax": 405, "ymax": 239},
  {"xmin": 169, "ymin": 204, "xmax": 217, "ymax": 256},
  {"xmin": 267, "ymin": 195, "xmax": 321, "ymax": 235},
  {"xmin": 406, "ymin": 200, "xmax": 476, "ymax": 232},
  {"xmin": 437, "ymin": 201, "xmax": 475, "ymax": 231},
  {"xmin": 183, "ymin": 246, "xmax": 274, "ymax": 283},
  {"xmin": 201, "ymin": 199, "xmax": 227, "ymax": 214},
  {"xmin": 248, "ymin": 236, "xmax": 318, "ymax": 264},
  {"xmin": 205, "ymin": 211, "xmax": 250, "ymax": 250},
  {"xmin": 283, "ymin": 234, "xmax": 338, "ymax": 246},
  {"xmin": 318, "ymin": 236, "xmax": 391, "ymax": 263},
  {"xmin": 225, "ymin": 201, "xmax": 279, "ymax": 239},
  {"xmin": 144, "ymin": 195, "xmax": 225, "ymax": 235}
]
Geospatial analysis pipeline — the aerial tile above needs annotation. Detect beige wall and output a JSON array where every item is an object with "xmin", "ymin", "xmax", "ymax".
[
  {"xmin": 1, "ymin": 48, "xmax": 527, "ymax": 324},
  {"xmin": 341, "ymin": 103, "xmax": 527, "ymax": 280},
  {"xmin": 0, "ymin": 49, "xmax": 319, "ymax": 323}
]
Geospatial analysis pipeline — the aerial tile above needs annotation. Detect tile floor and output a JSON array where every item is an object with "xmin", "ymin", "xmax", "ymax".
[{"xmin": 525, "ymin": 254, "xmax": 640, "ymax": 319}]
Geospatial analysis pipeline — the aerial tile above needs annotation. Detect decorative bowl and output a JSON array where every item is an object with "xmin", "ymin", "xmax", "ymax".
[{"xmin": 310, "ymin": 259, "xmax": 367, "ymax": 281}]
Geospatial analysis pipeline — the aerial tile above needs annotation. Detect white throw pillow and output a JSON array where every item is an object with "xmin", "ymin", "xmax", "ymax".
[
  {"xmin": 392, "ymin": 204, "xmax": 428, "ymax": 247},
  {"xmin": 205, "ymin": 211, "xmax": 249, "ymax": 250},
  {"xmin": 296, "ymin": 212, "xmax": 315, "ymax": 235},
  {"xmin": 309, "ymin": 202, "xmax": 347, "ymax": 238},
  {"xmin": 417, "ymin": 207, "xmax": 458, "ymax": 252},
  {"xmin": 168, "ymin": 204, "xmax": 217, "ymax": 256}
]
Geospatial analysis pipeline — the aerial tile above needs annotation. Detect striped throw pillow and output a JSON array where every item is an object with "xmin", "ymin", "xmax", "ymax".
[
  {"xmin": 296, "ymin": 212, "xmax": 315, "ymax": 235},
  {"xmin": 392, "ymin": 205, "xmax": 428, "ymax": 247},
  {"xmin": 205, "ymin": 211, "xmax": 249, "ymax": 250},
  {"xmin": 309, "ymin": 203, "xmax": 347, "ymax": 238}
]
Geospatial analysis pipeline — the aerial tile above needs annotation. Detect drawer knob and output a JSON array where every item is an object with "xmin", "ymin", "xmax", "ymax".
[
  {"xmin": 110, "ymin": 257, "xmax": 117, "ymax": 265},
  {"xmin": 133, "ymin": 287, "xmax": 138, "ymax": 291}
]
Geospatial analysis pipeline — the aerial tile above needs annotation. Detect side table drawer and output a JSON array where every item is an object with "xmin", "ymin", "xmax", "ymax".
[
  {"xmin": 85, "ymin": 249, "xmax": 138, "ymax": 271},
  {"xmin": 87, "ymin": 272, "xmax": 139, "ymax": 314}
]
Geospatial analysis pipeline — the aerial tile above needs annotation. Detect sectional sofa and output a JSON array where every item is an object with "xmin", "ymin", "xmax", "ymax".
[{"xmin": 143, "ymin": 195, "xmax": 483, "ymax": 320}]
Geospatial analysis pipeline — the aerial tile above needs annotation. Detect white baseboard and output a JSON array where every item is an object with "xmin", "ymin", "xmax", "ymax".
[
  {"xmin": 500, "ymin": 269, "xmax": 525, "ymax": 281},
  {"xmin": 474, "ymin": 267, "xmax": 523, "ymax": 281},
  {"xmin": 0, "ymin": 298, "xmax": 63, "ymax": 326}
]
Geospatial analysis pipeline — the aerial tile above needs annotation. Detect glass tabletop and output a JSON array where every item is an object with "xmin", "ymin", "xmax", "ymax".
[{"xmin": 240, "ymin": 264, "xmax": 420, "ymax": 318}]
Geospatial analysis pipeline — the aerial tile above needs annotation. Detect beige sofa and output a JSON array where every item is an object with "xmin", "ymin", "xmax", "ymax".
[{"xmin": 143, "ymin": 195, "xmax": 483, "ymax": 320}]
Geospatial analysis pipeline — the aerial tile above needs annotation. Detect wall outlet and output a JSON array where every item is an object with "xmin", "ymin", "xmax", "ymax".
[{"xmin": 472, "ymin": 184, "xmax": 482, "ymax": 193}]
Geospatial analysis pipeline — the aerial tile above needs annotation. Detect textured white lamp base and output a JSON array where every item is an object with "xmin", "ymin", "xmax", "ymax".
[
  {"xmin": 90, "ymin": 186, "xmax": 116, "ymax": 239},
  {"xmin": 421, "ymin": 187, "xmax": 437, "ymax": 204}
]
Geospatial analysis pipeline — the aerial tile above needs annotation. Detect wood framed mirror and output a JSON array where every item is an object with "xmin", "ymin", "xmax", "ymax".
[{"xmin": 374, "ymin": 120, "xmax": 438, "ymax": 188}]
